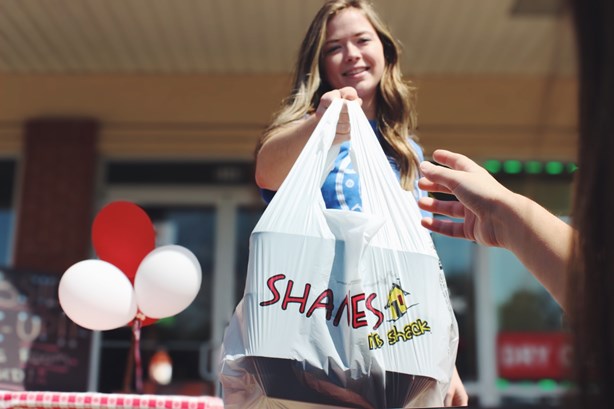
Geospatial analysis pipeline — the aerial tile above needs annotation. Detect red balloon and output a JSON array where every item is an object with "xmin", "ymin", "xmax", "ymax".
[
  {"xmin": 132, "ymin": 310, "xmax": 158, "ymax": 327},
  {"xmin": 141, "ymin": 316, "xmax": 158, "ymax": 327},
  {"xmin": 92, "ymin": 201, "xmax": 156, "ymax": 282}
]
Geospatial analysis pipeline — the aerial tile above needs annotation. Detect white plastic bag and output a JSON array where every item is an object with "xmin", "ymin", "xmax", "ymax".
[{"xmin": 219, "ymin": 100, "xmax": 459, "ymax": 408}]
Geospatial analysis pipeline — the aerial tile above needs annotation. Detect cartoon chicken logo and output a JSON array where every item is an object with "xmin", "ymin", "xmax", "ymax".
[{"xmin": 384, "ymin": 282, "xmax": 418, "ymax": 322}]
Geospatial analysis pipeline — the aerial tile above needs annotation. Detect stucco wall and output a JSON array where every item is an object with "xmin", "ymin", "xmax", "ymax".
[{"xmin": 0, "ymin": 73, "xmax": 577, "ymax": 161}]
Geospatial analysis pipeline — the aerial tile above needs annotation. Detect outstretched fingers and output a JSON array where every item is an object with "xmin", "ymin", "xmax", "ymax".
[
  {"xmin": 418, "ymin": 197, "xmax": 466, "ymax": 219},
  {"xmin": 420, "ymin": 217, "xmax": 468, "ymax": 240},
  {"xmin": 431, "ymin": 149, "xmax": 483, "ymax": 172},
  {"xmin": 419, "ymin": 161, "xmax": 463, "ymax": 193},
  {"xmin": 419, "ymin": 150, "xmax": 486, "ymax": 197},
  {"xmin": 417, "ymin": 177, "xmax": 453, "ymax": 195}
]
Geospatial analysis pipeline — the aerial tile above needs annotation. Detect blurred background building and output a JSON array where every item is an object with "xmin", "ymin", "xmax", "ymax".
[{"xmin": 0, "ymin": 0, "xmax": 575, "ymax": 407}]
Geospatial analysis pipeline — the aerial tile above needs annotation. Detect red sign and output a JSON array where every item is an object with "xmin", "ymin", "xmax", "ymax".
[{"xmin": 497, "ymin": 332, "xmax": 571, "ymax": 380}]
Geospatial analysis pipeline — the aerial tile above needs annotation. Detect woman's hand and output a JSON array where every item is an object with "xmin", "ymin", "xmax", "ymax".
[
  {"xmin": 315, "ymin": 87, "xmax": 362, "ymax": 144},
  {"xmin": 255, "ymin": 87, "xmax": 362, "ymax": 190},
  {"xmin": 445, "ymin": 366, "xmax": 469, "ymax": 406}
]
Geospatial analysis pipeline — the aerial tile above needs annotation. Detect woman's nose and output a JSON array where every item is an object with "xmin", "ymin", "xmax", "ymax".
[{"xmin": 345, "ymin": 43, "xmax": 360, "ymax": 61}]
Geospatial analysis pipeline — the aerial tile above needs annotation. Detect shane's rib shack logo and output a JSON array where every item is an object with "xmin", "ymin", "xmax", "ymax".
[
  {"xmin": 385, "ymin": 282, "xmax": 419, "ymax": 322},
  {"xmin": 259, "ymin": 274, "xmax": 431, "ymax": 349}
]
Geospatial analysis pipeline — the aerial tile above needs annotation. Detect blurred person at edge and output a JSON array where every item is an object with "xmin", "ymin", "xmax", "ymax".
[
  {"xmin": 417, "ymin": 0, "xmax": 614, "ymax": 407},
  {"xmin": 254, "ymin": 0, "xmax": 467, "ymax": 406}
]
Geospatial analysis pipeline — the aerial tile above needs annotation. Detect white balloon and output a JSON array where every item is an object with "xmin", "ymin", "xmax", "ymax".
[
  {"xmin": 134, "ymin": 245, "xmax": 202, "ymax": 319},
  {"xmin": 59, "ymin": 259, "xmax": 137, "ymax": 331}
]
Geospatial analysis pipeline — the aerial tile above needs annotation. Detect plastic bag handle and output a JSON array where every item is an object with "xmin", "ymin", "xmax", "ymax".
[
  {"xmin": 255, "ymin": 99, "xmax": 435, "ymax": 255},
  {"xmin": 253, "ymin": 99, "xmax": 345, "ymax": 237},
  {"xmin": 346, "ymin": 101, "xmax": 435, "ymax": 253}
]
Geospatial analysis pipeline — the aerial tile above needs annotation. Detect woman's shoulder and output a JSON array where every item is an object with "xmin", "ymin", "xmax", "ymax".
[
  {"xmin": 369, "ymin": 119, "xmax": 424, "ymax": 154},
  {"xmin": 407, "ymin": 137, "xmax": 425, "ymax": 161}
]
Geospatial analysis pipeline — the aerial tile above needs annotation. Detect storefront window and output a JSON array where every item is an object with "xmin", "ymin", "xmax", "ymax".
[
  {"xmin": 426, "ymin": 164, "xmax": 574, "ymax": 406},
  {"xmin": 493, "ymin": 168, "xmax": 572, "ymax": 403},
  {"xmin": 235, "ymin": 206, "xmax": 265, "ymax": 304},
  {"xmin": 0, "ymin": 160, "xmax": 15, "ymax": 266},
  {"xmin": 98, "ymin": 206, "xmax": 216, "ymax": 395},
  {"xmin": 491, "ymin": 245, "xmax": 569, "ymax": 404},
  {"xmin": 432, "ymin": 232, "xmax": 478, "ymax": 381}
]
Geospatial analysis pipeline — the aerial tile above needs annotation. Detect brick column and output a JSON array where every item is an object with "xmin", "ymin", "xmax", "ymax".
[{"xmin": 13, "ymin": 119, "xmax": 99, "ymax": 274}]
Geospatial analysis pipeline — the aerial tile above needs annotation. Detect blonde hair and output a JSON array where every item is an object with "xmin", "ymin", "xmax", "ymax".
[{"xmin": 257, "ymin": 0, "xmax": 420, "ymax": 188}]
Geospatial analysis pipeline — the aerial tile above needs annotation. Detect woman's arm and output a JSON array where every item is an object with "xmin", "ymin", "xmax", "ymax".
[
  {"xmin": 255, "ymin": 115, "xmax": 320, "ymax": 190},
  {"xmin": 418, "ymin": 149, "xmax": 573, "ymax": 308},
  {"xmin": 255, "ymin": 87, "xmax": 360, "ymax": 190}
]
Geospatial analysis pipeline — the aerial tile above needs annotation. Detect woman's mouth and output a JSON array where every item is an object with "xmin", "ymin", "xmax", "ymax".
[{"xmin": 343, "ymin": 67, "xmax": 369, "ymax": 77}]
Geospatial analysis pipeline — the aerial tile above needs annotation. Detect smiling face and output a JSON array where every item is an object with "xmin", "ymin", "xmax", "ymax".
[{"xmin": 322, "ymin": 7, "xmax": 385, "ymax": 110}]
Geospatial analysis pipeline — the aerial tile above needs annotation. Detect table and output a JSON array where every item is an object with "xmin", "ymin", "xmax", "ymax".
[{"xmin": 0, "ymin": 392, "xmax": 224, "ymax": 409}]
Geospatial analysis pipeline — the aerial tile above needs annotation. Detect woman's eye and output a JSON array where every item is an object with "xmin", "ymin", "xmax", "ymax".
[
  {"xmin": 324, "ymin": 45, "xmax": 341, "ymax": 55},
  {"xmin": 358, "ymin": 37, "xmax": 371, "ymax": 44}
]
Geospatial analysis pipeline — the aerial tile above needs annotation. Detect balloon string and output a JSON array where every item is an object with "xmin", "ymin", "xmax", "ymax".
[{"xmin": 132, "ymin": 318, "xmax": 143, "ymax": 394}]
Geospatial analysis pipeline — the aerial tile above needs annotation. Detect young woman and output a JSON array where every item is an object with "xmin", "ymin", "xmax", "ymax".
[
  {"xmin": 255, "ymin": 0, "xmax": 423, "ymax": 211},
  {"xmin": 255, "ymin": 0, "xmax": 467, "ymax": 406}
]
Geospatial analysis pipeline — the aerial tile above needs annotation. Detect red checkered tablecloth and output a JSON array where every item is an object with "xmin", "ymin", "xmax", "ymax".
[{"xmin": 0, "ymin": 392, "xmax": 224, "ymax": 409}]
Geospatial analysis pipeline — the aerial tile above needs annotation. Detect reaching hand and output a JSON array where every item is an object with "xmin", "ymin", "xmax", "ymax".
[{"xmin": 418, "ymin": 149, "xmax": 516, "ymax": 248}]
